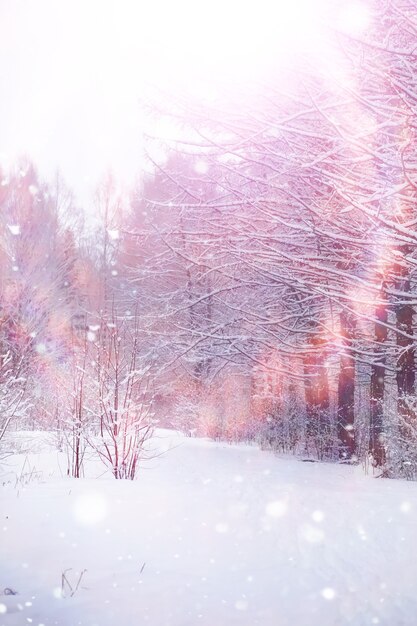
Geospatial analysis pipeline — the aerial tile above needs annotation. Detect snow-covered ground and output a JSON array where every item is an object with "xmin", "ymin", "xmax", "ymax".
[{"xmin": 1, "ymin": 430, "xmax": 417, "ymax": 626}]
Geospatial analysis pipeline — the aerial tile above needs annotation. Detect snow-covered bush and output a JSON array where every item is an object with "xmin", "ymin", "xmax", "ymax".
[
  {"xmin": 197, "ymin": 406, "xmax": 224, "ymax": 440},
  {"xmin": 257, "ymin": 399, "xmax": 303, "ymax": 454},
  {"xmin": 304, "ymin": 412, "xmax": 339, "ymax": 461},
  {"xmin": 385, "ymin": 396, "xmax": 417, "ymax": 480},
  {"xmin": 171, "ymin": 380, "xmax": 201, "ymax": 436},
  {"xmin": 86, "ymin": 311, "xmax": 156, "ymax": 480},
  {"xmin": 0, "ymin": 352, "xmax": 30, "ymax": 454}
]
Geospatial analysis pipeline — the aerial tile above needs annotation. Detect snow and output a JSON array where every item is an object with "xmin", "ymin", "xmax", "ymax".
[
  {"xmin": 107, "ymin": 229, "xmax": 119, "ymax": 241},
  {"xmin": 1, "ymin": 430, "xmax": 417, "ymax": 625},
  {"xmin": 6, "ymin": 225, "xmax": 20, "ymax": 236}
]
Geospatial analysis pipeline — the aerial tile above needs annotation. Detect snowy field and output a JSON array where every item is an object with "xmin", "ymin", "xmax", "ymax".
[{"xmin": 1, "ymin": 430, "xmax": 417, "ymax": 626}]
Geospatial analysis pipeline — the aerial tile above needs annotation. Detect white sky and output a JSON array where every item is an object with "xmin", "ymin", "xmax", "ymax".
[
  {"xmin": 0, "ymin": 0, "xmax": 151, "ymax": 211},
  {"xmin": 0, "ymin": 0, "xmax": 369, "ymax": 213}
]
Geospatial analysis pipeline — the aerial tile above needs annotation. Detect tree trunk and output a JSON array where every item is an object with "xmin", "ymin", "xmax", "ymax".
[
  {"xmin": 396, "ymin": 278, "xmax": 415, "ymax": 421},
  {"xmin": 304, "ymin": 335, "xmax": 330, "ymax": 458},
  {"xmin": 369, "ymin": 289, "xmax": 388, "ymax": 467},
  {"xmin": 337, "ymin": 310, "xmax": 356, "ymax": 460}
]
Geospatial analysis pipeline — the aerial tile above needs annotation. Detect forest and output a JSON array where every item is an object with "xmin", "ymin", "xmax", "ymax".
[
  {"xmin": 3, "ymin": 1, "xmax": 417, "ymax": 624},
  {"xmin": 1, "ymin": 0, "xmax": 417, "ymax": 481}
]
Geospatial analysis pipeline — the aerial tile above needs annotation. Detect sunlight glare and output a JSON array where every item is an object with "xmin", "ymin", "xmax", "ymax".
[
  {"xmin": 110, "ymin": 0, "xmax": 321, "ymax": 82},
  {"xmin": 338, "ymin": 2, "xmax": 371, "ymax": 36}
]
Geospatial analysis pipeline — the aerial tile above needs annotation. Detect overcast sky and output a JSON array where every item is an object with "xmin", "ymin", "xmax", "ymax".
[
  {"xmin": 0, "ymin": 0, "xmax": 251, "ymax": 211},
  {"xmin": 0, "ymin": 1, "xmax": 155, "ymax": 211},
  {"xmin": 0, "ymin": 0, "xmax": 368, "ymax": 213}
]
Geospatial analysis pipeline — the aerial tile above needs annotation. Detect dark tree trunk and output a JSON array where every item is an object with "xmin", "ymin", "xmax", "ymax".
[
  {"xmin": 369, "ymin": 289, "xmax": 388, "ymax": 467},
  {"xmin": 395, "ymin": 277, "xmax": 415, "ymax": 420},
  {"xmin": 337, "ymin": 310, "xmax": 356, "ymax": 460},
  {"xmin": 304, "ymin": 335, "xmax": 330, "ymax": 457}
]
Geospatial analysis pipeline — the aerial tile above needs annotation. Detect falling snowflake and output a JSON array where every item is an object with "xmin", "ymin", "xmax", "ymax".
[
  {"xmin": 215, "ymin": 522, "xmax": 229, "ymax": 533},
  {"xmin": 312, "ymin": 510, "xmax": 324, "ymax": 523},
  {"xmin": 265, "ymin": 500, "xmax": 287, "ymax": 518},
  {"xmin": 321, "ymin": 587, "xmax": 336, "ymax": 600},
  {"xmin": 194, "ymin": 160, "xmax": 208, "ymax": 174}
]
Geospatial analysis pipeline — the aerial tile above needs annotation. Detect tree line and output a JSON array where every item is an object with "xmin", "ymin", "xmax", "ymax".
[{"xmin": 1, "ymin": 0, "xmax": 417, "ymax": 479}]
